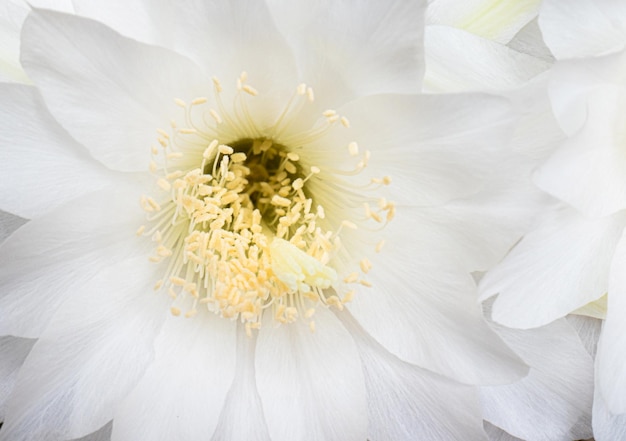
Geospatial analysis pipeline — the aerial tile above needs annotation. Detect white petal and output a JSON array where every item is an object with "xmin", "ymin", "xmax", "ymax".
[
  {"xmin": 349, "ymin": 228, "xmax": 527, "ymax": 384},
  {"xmin": 539, "ymin": 0, "xmax": 625, "ymax": 59},
  {"xmin": 0, "ymin": 184, "xmax": 145, "ymax": 338},
  {"xmin": 0, "ymin": 0, "xmax": 30, "ymax": 83},
  {"xmin": 255, "ymin": 308, "xmax": 367, "ymax": 441},
  {"xmin": 480, "ymin": 318, "xmax": 594, "ymax": 441},
  {"xmin": 210, "ymin": 324, "xmax": 271, "ymax": 441},
  {"xmin": 111, "ymin": 312, "xmax": 236, "ymax": 441},
  {"xmin": 338, "ymin": 311, "xmax": 488, "ymax": 441},
  {"xmin": 427, "ymin": 0, "xmax": 541, "ymax": 43},
  {"xmin": 0, "ymin": 84, "xmax": 111, "ymax": 218},
  {"xmin": 549, "ymin": 50, "xmax": 626, "ymax": 136},
  {"xmin": 593, "ymin": 381, "xmax": 626, "ymax": 441},
  {"xmin": 267, "ymin": 0, "xmax": 425, "ymax": 104},
  {"xmin": 0, "ymin": 336, "xmax": 35, "ymax": 421},
  {"xmin": 335, "ymin": 93, "xmax": 517, "ymax": 206},
  {"xmin": 423, "ymin": 26, "xmax": 550, "ymax": 93},
  {"xmin": 20, "ymin": 9, "xmax": 209, "ymax": 172},
  {"xmin": 0, "ymin": 248, "xmax": 169, "ymax": 440},
  {"xmin": 598, "ymin": 228, "xmax": 626, "ymax": 414},
  {"xmin": 535, "ymin": 86, "xmax": 626, "ymax": 217},
  {"xmin": 481, "ymin": 205, "xmax": 626, "ymax": 328},
  {"xmin": 70, "ymin": 0, "xmax": 297, "ymax": 93},
  {"xmin": 566, "ymin": 315, "xmax": 602, "ymax": 359}
]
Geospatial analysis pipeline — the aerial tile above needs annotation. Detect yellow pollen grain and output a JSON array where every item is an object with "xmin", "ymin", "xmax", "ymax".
[
  {"xmin": 340, "ymin": 116, "xmax": 350, "ymax": 128},
  {"xmin": 174, "ymin": 98, "xmax": 186, "ymax": 107},
  {"xmin": 242, "ymin": 84, "xmax": 258, "ymax": 96},
  {"xmin": 348, "ymin": 142, "xmax": 359, "ymax": 156},
  {"xmin": 136, "ymin": 225, "xmax": 146, "ymax": 236},
  {"xmin": 306, "ymin": 87, "xmax": 315, "ymax": 102},
  {"xmin": 359, "ymin": 258, "xmax": 372, "ymax": 273},
  {"xmin": 170, "ymin": 307, "xmax": 182, "ymax": 316},
  {"xmin": 192, "ymin": 97, "xmax": 207, "ymax": 105},
  {"xmin": 219, "ymin": 145, "xmax": 234, "ymax": 155},
  {"xmin": 375, "ymin": 240, "xmax": 385, "ymax": 253}
]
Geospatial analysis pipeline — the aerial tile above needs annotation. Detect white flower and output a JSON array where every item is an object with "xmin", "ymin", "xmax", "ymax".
[
  {"xmin": 480, "ymin": 0, "xmax": 626, "ymax": 439},
  {"xmin": 0, "ymin": 2, "xmax": 531, "ymax": 440}
]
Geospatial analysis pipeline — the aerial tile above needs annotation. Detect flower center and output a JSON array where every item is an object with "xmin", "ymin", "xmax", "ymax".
[{"xmin": 138, "ymin": 73, "xmax": 394, "ymax": 334}]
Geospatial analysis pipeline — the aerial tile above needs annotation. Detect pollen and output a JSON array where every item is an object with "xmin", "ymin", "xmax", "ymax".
[{"xmin": 139, "ymin": 73, "xmax": 394, "ymax": 331}]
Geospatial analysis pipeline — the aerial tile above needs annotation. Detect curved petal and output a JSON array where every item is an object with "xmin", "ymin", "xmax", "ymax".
[
  {"xmin": 255, "ymin": 308, "xmax": 367, "ymax": 441},
  {"xmin": 0, "ymin": 0, "xmax": 30, "ymax": 83},
  {"xmin": 549, "ymin": 50, "xmax": 626, "ymax": 136},
  {"xmin": 338, "ymin": 311, "xmax": 488, "ymax": 441},
  {"xmin": 535, "ymin": 86, "xmax": 626, "ymax": 217},
  {"xmin": 506, "ymin": 18, "xmax": 554, "ymax": 62},
  {"xmin": 423, "ymin": 26, "xmax": 550, "ymax": 93},
  {"xmin": 20, "ymin": 9, "xmax": 209, "ymax": 172},
  {"xmin": 111, "ymin": 312, "xmax": 236, "ymax": 441},
  {"xmin": 348, "ymin": 214, "xmax": 527, "ymax": 385},
  {"xmin": 539, "ymin": 0, "xmax": 624, "ymax": 59},
  {"xmin": 210, "ymin": 324, "xmax": 271, "ymax": 441},
  {"xmin": 481, "ymin": 206, "xmax": 626, "ymax": 328},
  {"xmin": 267, "ymin": 0, "xmax": 425, "ymax": 106},
  {"xmin": 0, "ymin": 183, "xmax": 146, "ymax": 338},
  {"xmin": 480, "ymin": 318, "xmax": 594, "ymax": 440},
  {"xmin": 69, "ymin": 0, "xmax": 297, "ymax": 93},
  {"xmin": 334, "ymin": 93, "xmax": 517, "ymax": 206},
  {"xmin": 426, "ymin": 0, "xmax": 541, "ymax": 44},
  {"xmin": 0, "ymin": 250, "xmax": 169, "ymax": 441},
  {"xmin": 598, "ymin": 229, "xmax": 626, "ymax": 414},
  {"xmin": 593, "ymin": 381, "xmax": 626, "ymax": 441},
  {"xmin": 566, "ymin": 315, "xmax": 602, "ymax": 359},
  {"xmin": 0, "ymin": 84, "xmax": 111, "ymax": 218},
  {"xmin": 0, "ymin": 336, "xmax": 35, "ymax": 421}
]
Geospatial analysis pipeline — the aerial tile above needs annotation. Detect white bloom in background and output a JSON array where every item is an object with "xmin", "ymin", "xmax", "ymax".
[
  {"xmin": 480, "ymin": 0, "xmax": 626, "ymax": 439},
  {"xmin": 419, "ymin": 2, "xmax": 597, "ymax": 440},
  {"xmin": 0, "ymin": 2, "xmax": 535, "ymax": 440}
]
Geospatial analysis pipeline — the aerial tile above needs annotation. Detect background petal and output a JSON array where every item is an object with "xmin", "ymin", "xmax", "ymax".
[{"xmin": 481, "ymin": 206, "xmax": 626, "ymax": 328}]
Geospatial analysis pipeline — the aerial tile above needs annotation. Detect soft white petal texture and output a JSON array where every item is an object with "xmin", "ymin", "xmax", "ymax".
[
  {"xmin": 255, "ymin": 308, "xmax": 367, "ymax": 441},
  {"xmin": 0, "ymin": 84, "xmax": 111, "ymax": 218},
  {"xmin": 426, "ymin": 0, "xmax": 541, "ymax": 43},
  {"xmin": 483, "ymin": 423, "xmax": 524, "ymax": 441},
  {"xmin": 0, "ymin": 243, "xmax": 169, "ymax": 441},
  {"xmin": 349, "ymin": 216, "xmax": 527, "ymax": 385},
  {"xmin": 598, "ymin": 229, "xmax": 626, "ymax": 414},
  {"xmin": 481, "ymin": 205, "xmax": 626, "ymax": 328},
  {"xmin": 0, "ymin": 0, "xmax": 29, "ymax": 83},
  {"xmin": 70, "ymin": 423, "xmax": 112, "ymax": 441},
  {"xmin": 0, "ymin": 210, "xmax": 25, "ymax": 243},
  {"xmin": 335, "ymin": 93, "xmax": 517, "ymax": 206},
  {"xmin": 539, "ymin": 0, "xmax": 625, "ymax": 59},
  {"xmin": 548, "ymin": 50, "xmax": 626, "ymax": 136},
  {"xmin": 111, "ymin": 312, "xmax": 236, "ymax": 441},
  {"xmin": 566, "ymin": 315, "xmax": 602, "ymax": 358},
  {"xmin": 20, "ymin": 9, "xmax": 209, "ymax": 172},
  {"xmin": 266, "ymin": 0, "xmax": 425, "ymax": 106},
  {"xmin": 69, "ymin": 0, "xmax": 297, "ymax": 94},
  {"xmin": 211, "ymin": 324, "xmax": 271, "ymax": 441},
  {"xmin": 593, "ymin": 381, "xmax": 626, "ymax": 441},
  {"xmin": 423, "ymin": 26, "xmax": 550, "ymax": 93},
  {"xmin": 535, "ymin": 86, "xmax": 626, "ymax": 217},
  {"xmin": 0, "ymin": 336, "xmax": 35, "ymax": 420},
  {"xmin": 338, "ymin": 311, "xmax": 488, "ymax": 441},
  {"xmin": 480, "ymin": 318, "xmax": 594, "ymax": 441},
  {"xmin": 0, "ymin": 184, "xmax": 147, "ymax": 338}
]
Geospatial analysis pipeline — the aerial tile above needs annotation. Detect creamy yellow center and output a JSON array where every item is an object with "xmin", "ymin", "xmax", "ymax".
[{"xmin": 138, "ymin": 73, "xmax": 393, "ymax": 334}]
